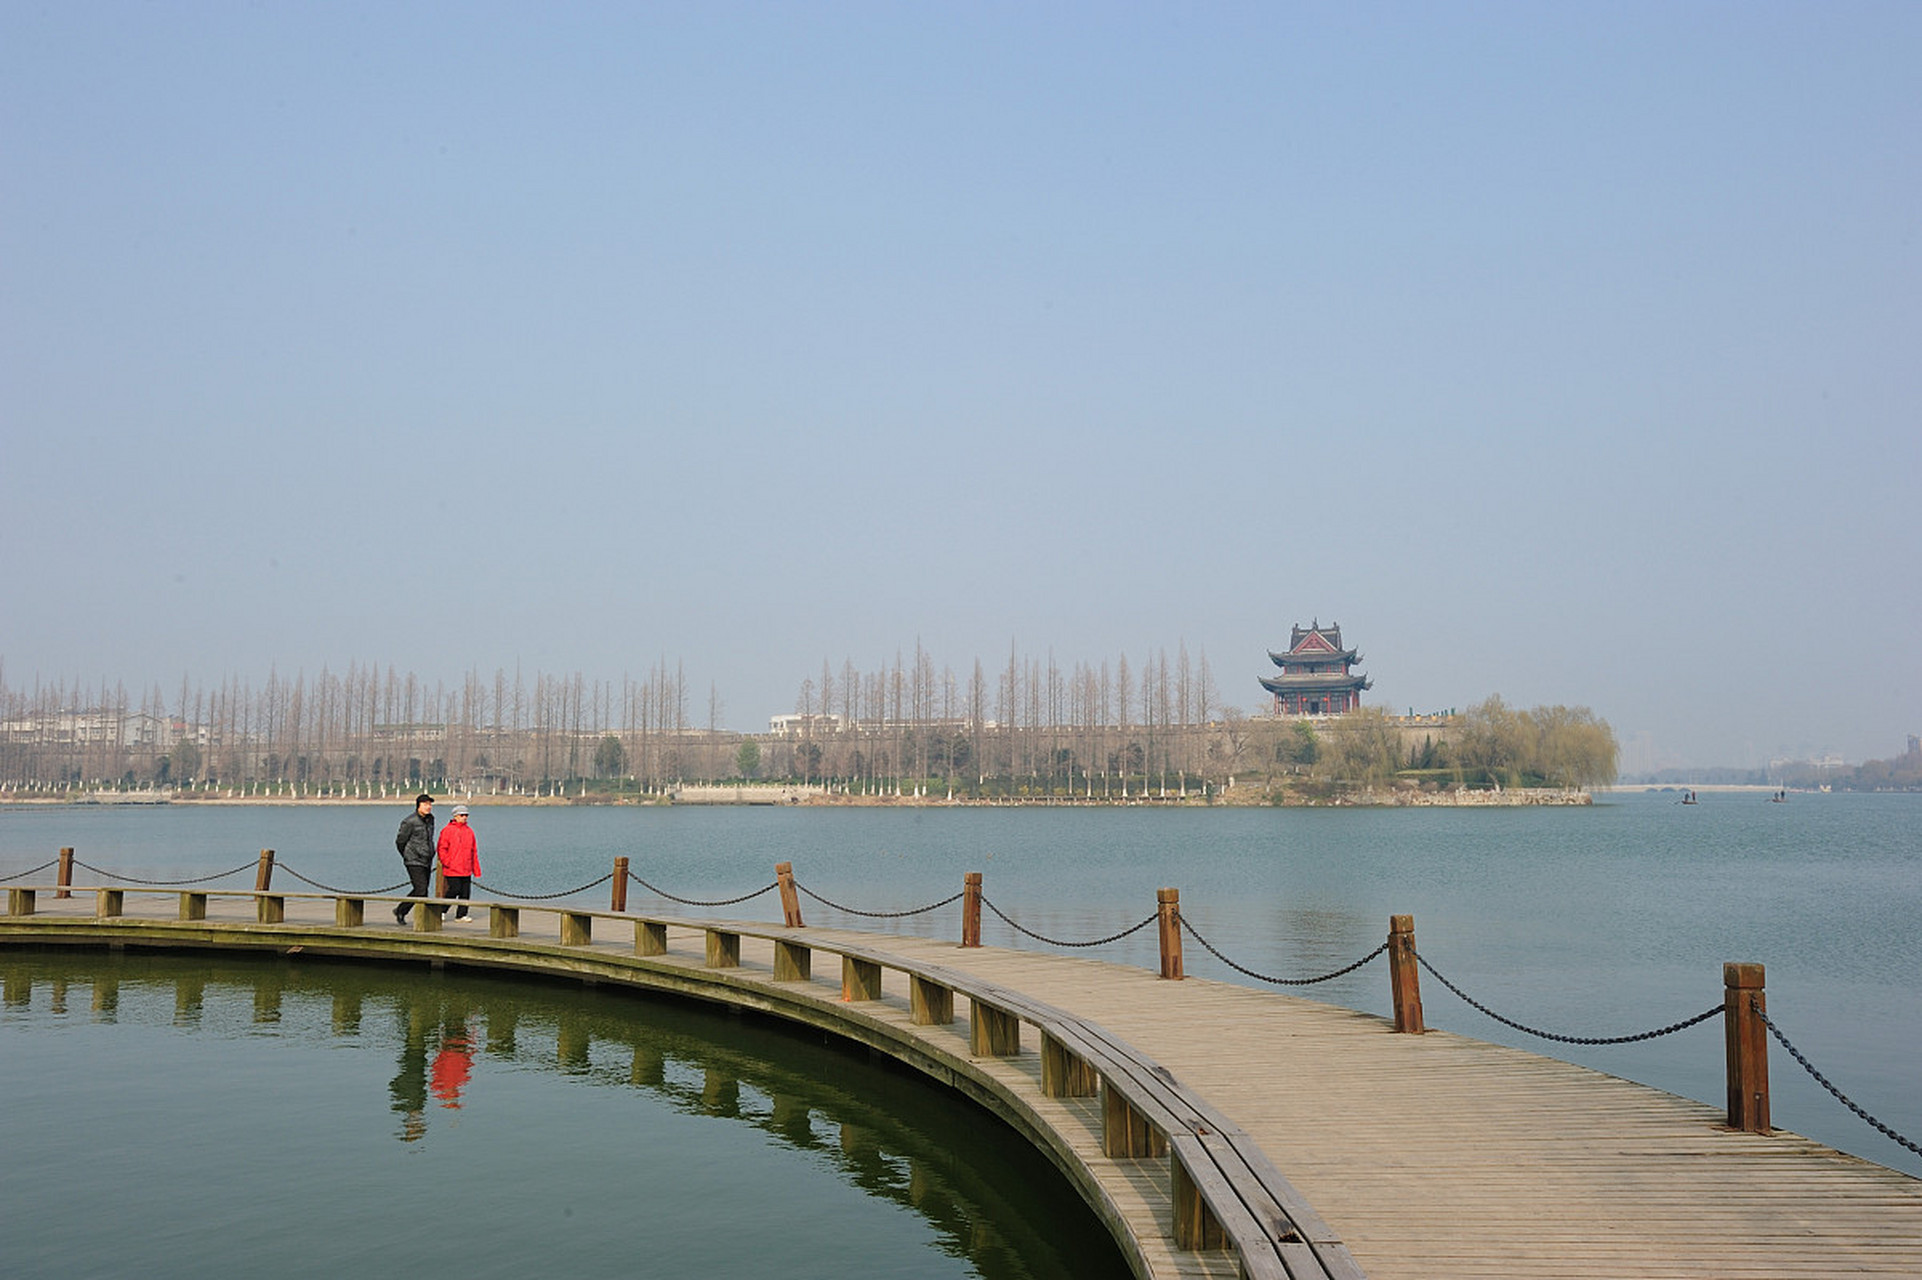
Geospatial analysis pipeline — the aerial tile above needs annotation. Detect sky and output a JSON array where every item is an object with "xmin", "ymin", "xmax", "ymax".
[{"xmin": 3, "ymin": 2, "xmax": 1917, "ymax": 773}]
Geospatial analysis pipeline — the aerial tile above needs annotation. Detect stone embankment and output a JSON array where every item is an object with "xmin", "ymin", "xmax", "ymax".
[{"xmin": 1338, "ymin": 787, "xmax": 1591, "ymax": 807}]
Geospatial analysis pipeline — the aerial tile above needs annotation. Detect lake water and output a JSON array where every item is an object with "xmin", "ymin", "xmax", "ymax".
[
  {"xmin": 3, "ymin": 790, "xmax": 1918, "ymax": 1182},
  {"xmin": 0, "ymin": 949, "xmax": 1125, "ymax": 1280}
]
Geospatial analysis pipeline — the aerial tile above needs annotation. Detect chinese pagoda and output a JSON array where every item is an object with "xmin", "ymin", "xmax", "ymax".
[{"xmin": 1260, "ymin": 621, "xmax": 1371, "ymax": 715}]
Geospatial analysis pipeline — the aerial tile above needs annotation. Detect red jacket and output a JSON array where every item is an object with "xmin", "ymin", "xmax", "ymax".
[{"xmin": 435, "ymin": 821, "xmax": 480, "ymax": 877}]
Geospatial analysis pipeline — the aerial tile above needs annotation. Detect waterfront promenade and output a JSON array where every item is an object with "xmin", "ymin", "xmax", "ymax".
[{"xmin": 5, "ymin": 882, "xmax": 1920, "ymax": 1279}]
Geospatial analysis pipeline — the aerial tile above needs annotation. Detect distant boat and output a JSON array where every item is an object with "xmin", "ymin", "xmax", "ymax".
[
  {"xmin": 1770, "ymin": 790, "xmax": 1787, "ymax": 803},
  {"xmin": 1680, "ymin": 789, "xmax": 1699, "ymax": 805}
]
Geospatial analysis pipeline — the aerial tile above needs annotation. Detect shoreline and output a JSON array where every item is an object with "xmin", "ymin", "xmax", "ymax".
[{"xmin": 1, "ymin": 786, "xmax": 1599, "ymax": 809}]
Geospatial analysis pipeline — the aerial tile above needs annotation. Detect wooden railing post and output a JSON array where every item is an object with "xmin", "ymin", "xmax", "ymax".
[
  {"xmin": 775, "ymin": 862, "xmax": 803, "ymax": 927},
  {"xmin": 56, "ymin": 847, "xmax": 74, "ymax": 899},
  {"xmin": 254, "ymin": 849, "xmax": 275, "ymax": 893},
  {"xmin": 1725, "ymin": 962, "xmax": 1770, "ymax": 1134},
  {"xmin": 1388, "ymin": 914, "xmax": 1425, "ymax": 1033},
  {"xmin": 1157, "ymin": 888, "xmax": 1183, "ymax": 980},
  {"xmin": 962, "ymin": 872, "xmax": 982, "ymax": 948},
  {"xmin": 612, "ymin": 857, "xmax": 629, "ymax": 912}
]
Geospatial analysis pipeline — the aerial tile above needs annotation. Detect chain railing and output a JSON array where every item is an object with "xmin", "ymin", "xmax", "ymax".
[
  {"xmin": 626, "ymin": 871, "xmax": 777, "ymax": 909},
  {"xmin": 794, "ymin": 882, "xmax": 964, "ymax": 919},
  {"xmin": 72, "ymin": 857, "xmax": 263, "ymax": 887},
  {"xmin": 1178, "ymin": 912, "xmax": 1388, "ymax": 986},
  {"xmin": 276, "ymin": 863, "xmax": 409, "ymax": 896},
  {"xmin": 1755, "ymin": 1000, "xmax": 1922, "ymax": 1158},
  {"xmin": 0, "ymin": 859, "xmax": 58, "ymax": 883},
  {"xmin": 1413, "ymin": 949, "xmax": 1725, "ymax": 1045},
  {"xmin": 980, "ymin": 896, "xmax": 1159, "ymax": 948},
  {"xmin": 471, "ymin": 872, "xmax": 615, "ymax": 901}
]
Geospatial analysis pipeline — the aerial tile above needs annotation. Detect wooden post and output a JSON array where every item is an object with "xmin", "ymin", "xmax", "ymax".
[
  {"xmin": 775, "ymin": 862, "xmax": 803, "ymax": 928},
  {"xmin": 774, "ymin": 938, "xmax": 811, "ymax": 981},
  {"xmin": 56, "ymin": 847, "xmax": 74, "ymax": 899},
  {"xmin": 842, "ymin": 956, "xmax": 882, "ymax": 1002},
  {"xmin": 1388, "ymin": 914, "xmax": 1425, "ymax": 1034},
  {"xmin": 611, "ymin": 857, "xmax": 629, "ymax": 912},
  {"xmin": 910, "ymin": 974, "xmax": 953, "ymax": 1025},
  {"xmin": 970, "ymin": 1001, "xmax": 1021, "ymax": 1056},
  {"xmin": 962, "ymin": 872, "xmax": 982, "ymax": 947},
  {"xmin": 1725, "ymin": 962, "xmax": 1770, "ymax": 1134},
  {"xmin": 1041, "ymin": 1033, "xmax": 1098, "ymax": 1098},
  {"xmin": 705, "ymin": 928, "xmax": 741, "ymax": 968},
  {"xmin": 1172, "ymin": 1150, "xmax": 1227, "ymax": 1250},
  {"xmin": 254, "ymin": 849, "xmax": 275, "ymax": 893},
  {"xmin": 1156, "ymin": 888, "xmax": 1183, "ymax": 980}
]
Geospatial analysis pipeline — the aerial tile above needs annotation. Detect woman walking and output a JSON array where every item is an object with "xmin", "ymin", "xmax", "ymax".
[{"xmin": 435, "ymin": 805, "xmax": 481, "ymax": 921}]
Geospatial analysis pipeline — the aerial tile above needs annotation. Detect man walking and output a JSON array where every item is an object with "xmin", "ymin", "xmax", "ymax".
[{"xmin": 394, "ymin": 792, "xmax": 436, "ymax": 924}]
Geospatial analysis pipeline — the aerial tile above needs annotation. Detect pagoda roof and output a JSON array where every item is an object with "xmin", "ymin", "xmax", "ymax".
[
  {"xmin": 1259, "ymin": 672, "xmax": 1373, "ymax": 694},
  {"xmin": 1269, "ymin": 647, "xmax": 1359, "ymax": 667}
]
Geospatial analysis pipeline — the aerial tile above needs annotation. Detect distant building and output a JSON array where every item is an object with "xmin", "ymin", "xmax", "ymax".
[
  {"xmin": 767, "ymin": 713, "xmax": 848, "ymax": 736},
  {"xmin": 1260, "ymin": 621, "xmax": 1371, "ymax": 715}
]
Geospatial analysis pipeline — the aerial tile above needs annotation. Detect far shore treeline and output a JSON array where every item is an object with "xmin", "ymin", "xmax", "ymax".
[{"xmin": 0, "ymin": 654, "xmax": 1617, "ymax": 801}]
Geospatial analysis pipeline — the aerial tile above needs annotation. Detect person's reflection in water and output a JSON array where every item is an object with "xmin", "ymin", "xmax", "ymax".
[
  {"xmin": 432, "ymin": 1017, "xmax": 476, "ymax": 1110},
  {"xmin": 389, "ymin": 1005, "xmax": 430, "ymax": 1142}
]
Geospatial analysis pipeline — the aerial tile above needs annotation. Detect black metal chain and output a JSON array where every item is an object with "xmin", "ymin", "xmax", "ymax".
[
  {"xmin": 980, "ymin": 896, "xmax": 1159, "ymax": 948},
  {"xmin": 1415, "ymin": 950, "xmax": 1725, "ymax": 1045},
  {"xmin": 72, "ymin": 858, "xmax": 263, "ymax": 887},
  {"xmin": 626, "ymin": 872, "xmax": 776, "ymax": 908},
  {"xmin": 276, "ymin": 863, "xmax": 409, "ymax": 896},
  {"xmin": 470, "ymin": 872, "xmax": 613, "ymax": 901},
  {"xmin": 1178, "ymin": 913, "xmax": 1388, "ymax": 986},
  {"xmin": 0, "ymin": 859, "xmax": 58, "ymax": 883},
  {"xmin": 1754, "ymin": 1000, "xmax": 1922, "ymax": 1158},
  {"xmin": 794, "ymin": 883, "xmax": 965, "ymax": 919}
]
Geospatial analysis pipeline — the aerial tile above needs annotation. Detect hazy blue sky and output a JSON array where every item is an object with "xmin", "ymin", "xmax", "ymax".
[{"xmin": 4, "ymin": 3, "xmax": 1917, "ymax": 772}]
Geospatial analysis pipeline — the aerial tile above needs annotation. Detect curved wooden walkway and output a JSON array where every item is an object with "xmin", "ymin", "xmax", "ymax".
[{"xmin": 6, "ymin": 885, "xmax": 1921, "ymax": 1279}]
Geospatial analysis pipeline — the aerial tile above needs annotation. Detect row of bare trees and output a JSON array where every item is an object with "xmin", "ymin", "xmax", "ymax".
[
  {"xmin": 780, "ymin": 642, "xmax": 1228, "ymax": 794},
  {"xmin": 0, "ymin": 645, "xmax": 1238, "ymax": 796},
  {"xmin": 0, "ymin": 660, "xmax": 714, "ymax": 793}
]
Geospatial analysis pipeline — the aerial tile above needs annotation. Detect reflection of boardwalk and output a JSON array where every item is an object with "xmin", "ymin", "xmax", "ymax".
[{"xmin": 7, "ymin": 889, "xmax": 1922, "ymax": 1279}]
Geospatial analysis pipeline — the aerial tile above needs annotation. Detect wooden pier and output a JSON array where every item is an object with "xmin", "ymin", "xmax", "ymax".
[{"xmin": 5, "ymin": 880, "xmax": 1921, "ymax": 1279}]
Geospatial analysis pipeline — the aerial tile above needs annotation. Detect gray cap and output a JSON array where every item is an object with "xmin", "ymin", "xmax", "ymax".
[{"xmin": 453, "ymin": 805, "xmax": 469, "ymax": 816}]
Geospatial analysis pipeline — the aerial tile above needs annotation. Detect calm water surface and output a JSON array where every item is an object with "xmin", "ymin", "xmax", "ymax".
[
  {"xmin": 3, "ymin": 790, "xmax": 1918, "ymax": 1178},
  {"xmin": 0, "ymin": 949, "xmax": 1125, "ymax": 1279}
]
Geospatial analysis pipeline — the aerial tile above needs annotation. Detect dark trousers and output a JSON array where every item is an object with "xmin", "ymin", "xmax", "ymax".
[
  {"xmin": 443, "ymin": 875, "xmax": 472, "ymax": 918},
  {"xmin": 396, "ymin": 863, "xmax": 432, "ymax": 919}
]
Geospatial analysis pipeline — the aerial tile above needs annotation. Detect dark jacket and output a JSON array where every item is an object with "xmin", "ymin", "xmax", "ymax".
[{"xmin": 396, "ymin": 809, "xmax": 436, "ymax": 868}]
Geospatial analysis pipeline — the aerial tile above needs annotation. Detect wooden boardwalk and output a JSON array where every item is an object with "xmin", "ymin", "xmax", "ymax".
[{"xmin": 6, "ymin": 884, "xmax": 1921, "ymax": 1279}]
